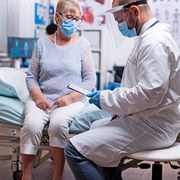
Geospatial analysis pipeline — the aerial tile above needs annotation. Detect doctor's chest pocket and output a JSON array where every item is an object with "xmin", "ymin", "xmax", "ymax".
[{"xmin": 124, "ymin": 56, "xmax": 138, "ymax": 77}]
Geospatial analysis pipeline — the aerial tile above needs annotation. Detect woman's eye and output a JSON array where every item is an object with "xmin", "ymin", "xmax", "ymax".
[{"xmin": 66, "ymin": 15, "xmax": 74, "ymax": 19}]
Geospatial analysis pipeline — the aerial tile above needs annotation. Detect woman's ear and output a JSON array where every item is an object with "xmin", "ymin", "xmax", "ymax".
[{"xmin": 55, "ymin": 12, "xmax": 60, "ymax": 24}]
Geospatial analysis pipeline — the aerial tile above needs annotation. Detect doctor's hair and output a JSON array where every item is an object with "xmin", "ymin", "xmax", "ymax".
[
  {"xmin": 113, "ymin": 0, "xmax": 149, "ymax": 8},
  {"xmin": 56, "ymin": 0, "xmax": 83, "ymax": 17}
]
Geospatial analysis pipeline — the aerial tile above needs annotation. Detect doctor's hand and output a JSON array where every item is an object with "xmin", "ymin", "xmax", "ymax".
[
  {"xmin": 105, "ymin": 82, "xmax": 120, "ymax": 90},
  {"xmin": 35, "ymin": 96, "xmax": 51, "ymax": 110},
  {"xmin": 86, "ymin": 91, "xmax": 102, "ymax": 109}
]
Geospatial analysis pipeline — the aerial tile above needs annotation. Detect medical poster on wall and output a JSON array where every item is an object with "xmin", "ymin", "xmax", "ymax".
[
  {"xmin": 148, "ymin": 0, "xmax": 180, "ymax": 47},
  {"xmin": 78, "ymin": 0, "xmax": 111, "ymax": 27}
]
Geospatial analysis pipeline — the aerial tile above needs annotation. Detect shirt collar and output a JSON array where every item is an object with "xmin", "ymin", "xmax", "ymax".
[{"xmin": 139, "ymin": 18, "xmax": 158, "ymax": 35}]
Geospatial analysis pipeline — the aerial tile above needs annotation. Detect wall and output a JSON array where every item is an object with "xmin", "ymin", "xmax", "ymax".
[
  {"xmin": 8, "ymin": 0, "xmax": 21, "ymax": 37},
  {"xmin": 104, "ymin": 0, "xmax": 180, "ymax": 67},
  {"xmin": 110, "ymin": 39, "xmax": 134, "ymax": 67},
  {"xmin": 8, "ymin": 0, "xmax": 50, "ymax": 38},
  {"xmin": 0, "ymin": 0, "xmax": 8, "ymax": 54},
  {"xmin": 18, "ymin": 0, "xmax": 35, "ymax": 37},
  {"xmin": 149, "ymin": 0, "xmax": 180, "ymax": 48}
]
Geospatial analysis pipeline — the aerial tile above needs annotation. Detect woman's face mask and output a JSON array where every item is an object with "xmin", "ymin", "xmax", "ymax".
[
  {"xmin": 118, "ymin": 22, "xmax": 137, "ymax": 37},
  {"xmin": 60, "ymin": 19, "xmax": 78, "ymax": 37}
]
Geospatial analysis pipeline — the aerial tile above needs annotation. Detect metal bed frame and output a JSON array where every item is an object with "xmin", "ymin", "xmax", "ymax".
[{"xmin": 0, "ymin": 122, "xmax": 51, "ymax": 180}]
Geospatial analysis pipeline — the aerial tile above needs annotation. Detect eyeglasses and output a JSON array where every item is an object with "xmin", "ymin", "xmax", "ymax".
[{"xmin": 59, "ymin": 13, "xmax": 83, "ymax": 25}]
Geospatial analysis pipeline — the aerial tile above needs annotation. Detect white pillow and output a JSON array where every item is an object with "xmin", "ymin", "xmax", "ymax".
[{"xmin": 0, "ymin": 67, "xmax": 29, "ymax": 103}]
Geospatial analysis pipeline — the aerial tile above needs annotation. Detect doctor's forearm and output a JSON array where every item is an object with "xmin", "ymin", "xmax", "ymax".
[{"xmin": 100, "ymin": 86, "xmax": 166, "ymax": 116}]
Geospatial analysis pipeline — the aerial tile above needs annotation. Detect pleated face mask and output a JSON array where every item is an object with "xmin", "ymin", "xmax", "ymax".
[
  {"xmin": 60, "ymin": 18, "xmax": 78, "ymax": 37},
  {"xmin": 118, "ymin": 21, "xmax": 137, "ymax": 38}
]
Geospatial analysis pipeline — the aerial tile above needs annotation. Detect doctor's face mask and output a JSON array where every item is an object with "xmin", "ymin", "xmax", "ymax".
[{"xmin": 117, "ymin": 10, "xmax": 137, "ymax": 38}]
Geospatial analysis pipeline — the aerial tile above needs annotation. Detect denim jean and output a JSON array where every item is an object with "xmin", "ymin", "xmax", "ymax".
[
  {"xmin": 65, "ymin": 141, "xmax": 105, "ymax": 180},
  {"xmin": 65, "ymin": 141, "xmax": 123, "ymax": 180}
]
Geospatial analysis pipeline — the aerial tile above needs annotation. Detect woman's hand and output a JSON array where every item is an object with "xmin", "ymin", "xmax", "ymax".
[
  {"xmin": 54, "ymin": 94, "xmax": 73, "ymax": 107},
  {"xmin": 35, "ymin": 96, "xmax": 51, "ymax": 110}
]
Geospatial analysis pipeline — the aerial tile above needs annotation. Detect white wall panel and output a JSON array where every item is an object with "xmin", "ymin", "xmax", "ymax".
[{"xmin": 0, "ymin": 0, "xmax": 8, "ymax": 53}]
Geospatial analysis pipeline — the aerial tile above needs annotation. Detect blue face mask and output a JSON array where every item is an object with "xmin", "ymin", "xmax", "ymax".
[
  {"xmin": 118, "ymin": 22, "xmax": 137, "ymax": 38},
  {"xmin": 60, "ymin": 19, "xmax": 78, "ymax": 37}
]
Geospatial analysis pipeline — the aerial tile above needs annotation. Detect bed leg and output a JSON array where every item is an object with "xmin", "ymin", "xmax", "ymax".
[{"xmin": 11, "ymin": 146, "xmax": 22, "ymax": 180}]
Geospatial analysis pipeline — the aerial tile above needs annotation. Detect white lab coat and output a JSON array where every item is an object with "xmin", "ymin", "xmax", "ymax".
[{"xmin": 70, "ymin": 19, "xmax": 180, "ymax": 167}]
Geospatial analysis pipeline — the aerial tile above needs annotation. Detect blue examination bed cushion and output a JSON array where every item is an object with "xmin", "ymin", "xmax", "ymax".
[
  {"xmin": 69, "ymin": 104, "xmax": 112, "ymax": 134},
  {"xmin": 0, "ymin": 96, "xmax": 24, "ymax": 126}
]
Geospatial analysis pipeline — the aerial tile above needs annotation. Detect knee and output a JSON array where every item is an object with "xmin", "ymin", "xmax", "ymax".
[
  {"xmin": 65, "ymin": 141, "xmax": 85, "ymax": 168},
  {"xmin": 21, "ymin": 121, "xmax": 43, "ymax": 137},
  {"xmin": 49, "ymin": 120, "xmax": 69, "ymax": 137},
  {"xmin": 65, "ymin": 141, "xmax": 86, "ymax": 164}
]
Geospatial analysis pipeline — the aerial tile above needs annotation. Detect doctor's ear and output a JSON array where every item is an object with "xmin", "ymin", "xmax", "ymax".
[{"xmin": 130, "ymin": 5, "xmax": 139, "ymax": 16}]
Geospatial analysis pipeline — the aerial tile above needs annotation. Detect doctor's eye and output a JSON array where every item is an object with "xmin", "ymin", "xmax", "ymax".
[{"xmin": 115, "ymin": 17, "xmax": 124, "ymax": 23}]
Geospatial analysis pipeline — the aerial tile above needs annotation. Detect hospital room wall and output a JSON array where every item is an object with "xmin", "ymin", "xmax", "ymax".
[
  {"xmin": 7, "ymin": 0, "xmax": 50, "ymax": 38},
  {"xmin": 0, "ymin": 0, "xmax": 133, "ymax": 67},
  {"xmin": 110, "ymin": 38, "xmax": 135, "ymax": 67},
  {"xmin": 0, "ymin": 0, "xmax": 8, "ymax": 54}
]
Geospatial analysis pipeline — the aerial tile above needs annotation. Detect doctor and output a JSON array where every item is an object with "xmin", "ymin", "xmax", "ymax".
[{"xmin": 65, "ymin": 0, "xmax": 180, "ymax": 179}]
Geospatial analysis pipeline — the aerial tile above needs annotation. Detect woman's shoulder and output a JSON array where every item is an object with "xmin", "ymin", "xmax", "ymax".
[
  {"xmin": 37, "ymin": 35, "xmax": 52, "ymax": 45},
  {"xmin": 73, "ymin": 36, "xmax": 91, "ymax": 49},
  {"xmin": 79, "ymin": 36, "xmax": 90, "ymax": 45}
]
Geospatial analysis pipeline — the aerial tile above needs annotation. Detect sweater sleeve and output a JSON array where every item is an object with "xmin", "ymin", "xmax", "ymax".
[
  {"xmin": 26, "ymin": 40, "xmax": 41, "ymax": 92},
  {"xmin": 80, "ymin": 43, "xmax": 96, "ymax": 91}
]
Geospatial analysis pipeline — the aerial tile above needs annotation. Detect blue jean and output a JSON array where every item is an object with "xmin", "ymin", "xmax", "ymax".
[
  {"xmin": 65, "ymin": 141, "xmax": 105, "ymax": 180},
  {"xmin": 65, "ymin": 141, "xmax": 123, "ymax": 180}
]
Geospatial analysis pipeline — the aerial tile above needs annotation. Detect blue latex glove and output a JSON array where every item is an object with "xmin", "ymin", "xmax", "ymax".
[
  {"xmin": 105, "ymin": 82, "xmax": 120, "ymax": 90},
  {"xmin": 86, "ymin": 91, "xmax": 101, "ymax": 109}
]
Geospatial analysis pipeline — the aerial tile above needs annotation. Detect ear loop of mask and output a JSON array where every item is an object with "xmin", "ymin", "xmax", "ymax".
[
  {"xmin": 126, "ymin": 8, "xmax": 137, "ymax": 30},
  {"xmin": 59, "ymin": 13, "xmax": 64, "ymax": 24},
  {"xmin": 57, "ymin": 12, "xmax": 67, "ymax": 25}
]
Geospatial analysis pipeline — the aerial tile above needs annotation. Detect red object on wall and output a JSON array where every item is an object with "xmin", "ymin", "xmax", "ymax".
[{"xmin": 82, "ymin": 6, "xmax": 94, "ymax": 24}]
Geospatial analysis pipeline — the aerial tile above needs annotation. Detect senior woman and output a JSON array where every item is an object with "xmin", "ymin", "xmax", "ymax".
[{"xmin": 20, "ymin": 0, "xmax": 96, "ymax": 180}]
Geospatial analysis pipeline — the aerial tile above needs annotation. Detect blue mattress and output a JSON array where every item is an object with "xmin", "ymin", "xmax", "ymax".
[{"xmin": 0, "ymin": 96, "xmax": 24, "ymax": 126}]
